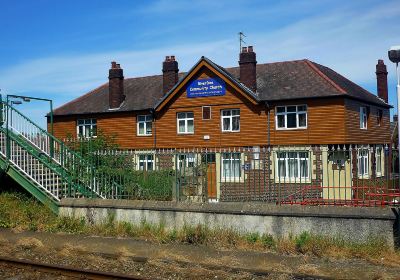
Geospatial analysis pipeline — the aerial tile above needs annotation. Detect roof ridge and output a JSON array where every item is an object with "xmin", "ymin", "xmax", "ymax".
[
  {"xmin": 53, "ymin": 82, "xmax": 108, "ymax": 113},
  {"xmin": 303, "ymin": 59, "xmax": 347, "ymax": 94}
]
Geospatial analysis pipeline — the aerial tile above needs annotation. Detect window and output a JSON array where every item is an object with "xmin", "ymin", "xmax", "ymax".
[
  {"xmin": 77, "ymin": 119, "xmax": 97, "ymax": 138},
  {"xmin": 221, "ymin": 109, "xmax": 240, "ymax": 132},
  {"xmin": 177, "ymin": 112, "xmax": 194, "ymax": 134},
  {"xmin": 202, "ymin": 106, "xmax": 211, "ymax": 120},
  {"xmin": 360, "ymin": 107, "xmax": 368, "ymax": 129},
  {"xmin": 177, "ymin": 153, "xmax": 195, "ymax": 169},
  {"xmin": 138, "ymin": 154, "xmax": 154, "ymax": 171},
  {"xmin": 137, "ymin": 115, "xmax": 152, "ymax": 136},
  {"xmin": 358, "ymin": 149, "xmax": 369, "ymax": 176},
  {"xmin": 222, "ymin": 153, "xmax": 241, "ymax": 179},
  {"xmin": 377, "ymin": 110, "xmax": 383, "ymax": 126},
  {"xmin": 376, "ymin": 147, "xmax": 382, "ymax": 176},
  {"xmin": 276, "ymin": 105, "xmax": 307, "ymax": 129},
  {"xmin": 276, "ymin": 151, "xmax": 309, "ymax": 180}
]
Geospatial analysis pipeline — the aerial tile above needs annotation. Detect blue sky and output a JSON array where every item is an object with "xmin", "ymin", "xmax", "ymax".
[{"xmin": 0, "ymin": 0, "xmax": 399, "ymax": 128}]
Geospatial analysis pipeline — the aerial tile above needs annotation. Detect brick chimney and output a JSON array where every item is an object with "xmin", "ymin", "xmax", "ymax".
[
  {"xmin": 376, "ymin": 59, "xmax": 388, "ymax": 104},
  {"xmin": 239, "ymin": 46, "xmax": 257, "ymax": 92},
  {"xmin": 162, "ymin": 56, "xmax": 179, "ymax": 95},
  {"xmin": 108, "ymin": 61, "xmax": 125, "ymax": 109}
]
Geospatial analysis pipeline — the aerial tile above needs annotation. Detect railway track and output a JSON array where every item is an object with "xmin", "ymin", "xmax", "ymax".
[{"xmin": 0, "ymin": 256, "xmax": 149, "ymax": 280}]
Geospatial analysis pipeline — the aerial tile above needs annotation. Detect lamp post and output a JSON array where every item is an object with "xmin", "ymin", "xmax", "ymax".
[
  {"xmin": 388, "ymin": 46, "xmax": 400, "ymax": 173},
  {"xmin": 6, "ymin": 94, "xmax": 53, "ymax": 135},
  {"xmin": 6, "ymin": 94, "xmax": 54, "ymax": 157}
]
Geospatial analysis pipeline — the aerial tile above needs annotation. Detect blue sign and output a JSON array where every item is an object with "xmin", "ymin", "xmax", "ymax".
[{"xmin": 187, "ymin": 78, "xmax": 226, "ymax": 98}]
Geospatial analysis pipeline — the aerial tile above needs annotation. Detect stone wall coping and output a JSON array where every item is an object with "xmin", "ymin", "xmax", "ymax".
[{"xmin": 59, "ymin": 199, "xmax": 397, "ymax": 221}]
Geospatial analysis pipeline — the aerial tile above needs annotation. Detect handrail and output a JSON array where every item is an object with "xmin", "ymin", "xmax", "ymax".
[
  {"xmin": 1, "ymin": 101, "xmax": 117, "ymax": 198},
  {"xmin": 0, "ymin": 127, "xmax": 96, "ymax": 198}
]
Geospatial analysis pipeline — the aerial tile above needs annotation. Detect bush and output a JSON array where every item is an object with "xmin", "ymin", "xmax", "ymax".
[
  {"xmin": 295, "ymin": 232, "xmax": 312, "ymax": 253},
  {"xmin": 261, "ymin": 233, "xmax": 275, "ymax": 249},
  {"xmin": 246, "ymin": 232, "xmax": 260, "ymax": 244}
]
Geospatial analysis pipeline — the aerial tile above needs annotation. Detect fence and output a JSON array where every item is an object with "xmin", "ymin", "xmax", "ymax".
[{"xmin": 63, "ymin": 139, "xmax": 400, "ymax": 207}]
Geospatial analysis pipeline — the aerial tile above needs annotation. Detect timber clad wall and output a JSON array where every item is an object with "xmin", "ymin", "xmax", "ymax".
[
  {"xmin": 50, "ymin": 66, "xmax": 391, "ymax": 148},
  {"xmin": 344, "ymin": 99, "xmax": 390, "ymax": 144}
]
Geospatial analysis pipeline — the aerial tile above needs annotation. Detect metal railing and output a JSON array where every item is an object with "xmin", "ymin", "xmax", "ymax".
[
  {"xmin": 61, "ymin": 140, "xmax": 399, "ymax": 207},
  {"xmin": 0, "ymin": 101, "xmax": 121, "ymax": 200}
]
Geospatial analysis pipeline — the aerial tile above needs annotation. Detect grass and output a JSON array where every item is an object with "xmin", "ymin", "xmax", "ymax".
[{"xmin": 1, "ymin": 192, "xmax": 399, "ymax": 265}]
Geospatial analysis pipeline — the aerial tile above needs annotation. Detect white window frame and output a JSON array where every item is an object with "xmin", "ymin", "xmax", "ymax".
[
  {"xmin": 177, "ymin": 112, "xmax": 194, "ymax": 134},
  {"xmin": 137, "ymin": 114, "xmax": 153, "ymax": 136},
  {"xmin": 221, "ymin": 152, "xmax": 242, "ymax": 181},
  {"xmin": 177, "ymin": 153, "xmax": 196, "ymax": 169},
  {"xmin": 358, "ymin": 149, "xmax": 369, "ymax": 177},
  {"xmin": 360, "ymin": 107, "xmax": 368, "ymax": 129},
  {"xmin": 276, "ymin": 151, "xmax": 310, "ymax": 181},
  {"xmin": 77, "ymin": 119, "xmax": 97, "ymax": 138},
  {"xmin": 138, "ymin": 154, "xmax": 154, "ymax": 171},
  {"xmin": 375, "ymin": 146, "xmax": 383, "ymax": 177},
  {"xmin": 221, "ymin": 109, "xmax": 240, "ymax": 132},
  {"xmin": 275, "ymin": 105, "xmax": 307, "ymax": 130}
]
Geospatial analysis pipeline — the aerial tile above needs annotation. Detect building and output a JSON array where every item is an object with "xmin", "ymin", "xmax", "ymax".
[{"xmin": 49, "ymin": 47, "xmax": 392, "ymax": 203}]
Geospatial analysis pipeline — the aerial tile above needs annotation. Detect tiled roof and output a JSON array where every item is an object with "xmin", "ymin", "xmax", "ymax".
[{"xmin": 53, "ymin": 58, "xmax": 390, "ymax": 116}]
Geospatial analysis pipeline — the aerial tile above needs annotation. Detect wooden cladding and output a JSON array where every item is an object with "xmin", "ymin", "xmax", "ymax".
[{"xmin": 50, "ymin": 67, "xmax": 391, "ymax": 148}]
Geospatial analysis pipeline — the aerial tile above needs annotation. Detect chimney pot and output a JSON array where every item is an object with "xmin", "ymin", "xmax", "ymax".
[
  {"xmin": 241, "ymin": 47, "xmax": 247, "ymax": 53},
  {"xmin": 376, "ymin": 59, "xmax": 388, "ymax": 103},
  {"xmin": 111, "ymin": 61, "xmax": 117, "ymax": 69},
  {"xmin": 248, "ymin": 46, "xmax": 253, "ymax": 52},
  {"xmin": 162, "ymin": 55, "xmax": 179, "ymax": 95}
]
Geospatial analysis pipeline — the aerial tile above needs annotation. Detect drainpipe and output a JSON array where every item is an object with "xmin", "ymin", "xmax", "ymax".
[
  {"xmin": 264, "ymin": 101, "xmax": 270, "ymax": 147},
  {"xmin": 150, "ymin": 108, "xmax": 156, "ymax": 150}
]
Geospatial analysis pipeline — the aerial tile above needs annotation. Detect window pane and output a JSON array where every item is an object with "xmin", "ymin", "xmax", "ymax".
[
  {"xmin": 232, "ymin": 109, "xmax": 240, "ymax": 116},
  {"xmin": 233, "ymin": 159, "xmax": 241, "ymax": 177},
  {"xmin": 138, "ymin": 116, "xmax": 145, "ymax": 122},
  {"xmin": 278, "ymin": 159, "xmax": 286, "ymax": 177},
  {"xmin": 276, "ymin": 107, "xmax": 285, "ymax": 113},
  {"xmin": 139, "ymin": 123, "xmax": 145, "ymax": 134},
  {"xmin": 298, "ymin": 113, "xmax": 306, "ymax": 127},
  {"xmin": 177, "ymin": 112, "xmax": 185, "ymax": 119},
  {"xmin": 187, "ymin": 112, "xmax": 194, "ymax": 118},
  {"xmin": 92, "ymin": 125, "xmax": 97, "ymax": 136},
  {"xmin": 287, "ymin": 113, "xmax": 296, "ymax": 128},
  {"xmin": 187, "ymin": 119, "xmax": 194, "ymax": 132},
  {"xmin": 78, "ymin": 120, "xmax": 84, "ymax": 125},
  {"xmin": 222, "ymin": 110, "xmax": 231, "ymax": 116},
  {"xmin": 277, "ymin": 115, "xmax": 285, "ymax": 128},
  {"xmin": 179, "ymin": 120, "xmax": 185, "ymax": 133},
  {"xmin": 232, "ymin": 116, "xmax": 240, "ymax": 131},
  {"xmin": 146, "ymin": 122, "xmax": 152, "ymax": 134},
  {"xmin": 203, "ymin": 107, "xmax": 211, "ymax": 120},
  {"xmin": 297, "ymin": 105, "xmax": 307, "ymax": 112},
  {"xmin": 223, "ymin": 117, "xmax": 230, "ymax": 131},
  {"xmin": 300, "ymin": 159, "xmax": 308, "ymax": 178},
  {"xmin": 222, "ymin": 158, "xmax": 230, "ymax": 177},
  {"xmin": 287, "ymin": 106, "xmax": 296, "ymax": 112}
]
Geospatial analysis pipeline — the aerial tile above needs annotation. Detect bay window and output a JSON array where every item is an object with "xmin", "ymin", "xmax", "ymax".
[
  {"xmin": 276, "ymin": 105, "xmax": 307, "ymax": 130},
  {"xmin": 358, "ymin": 149, "xmax": 369, "ymax": 177},
  {"xmin": 137, "ymin": 115, "xmax": 152, "ymax": 136},
  {"xmin": 222, "ymin": 153, "xmax": 241, "ymax": 180},
  {"xmin": 221, "ymin": 109, "xmax": 240, "ymax": 132},
  {"xmin": 177, "ymin": 112, "xmax": 194, "ymax": 134},
  {"xmin": 375, "ymin": 147, "xmax": 382, "ymax": 176},
  {"xmin": 276, "ymin": 151, "xmax": 309, "ymax": 180}
]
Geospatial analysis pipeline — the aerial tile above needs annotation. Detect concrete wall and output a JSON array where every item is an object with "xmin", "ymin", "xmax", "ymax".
[{"xmin": 59, "ymin": 199, "xmax": 399, "ymax": 246}]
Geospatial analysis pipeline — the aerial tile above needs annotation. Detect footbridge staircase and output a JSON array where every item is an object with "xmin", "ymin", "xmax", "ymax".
[{"xmin": 0, "ymin": 100, "xmax": 119, "ymax": 213}]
